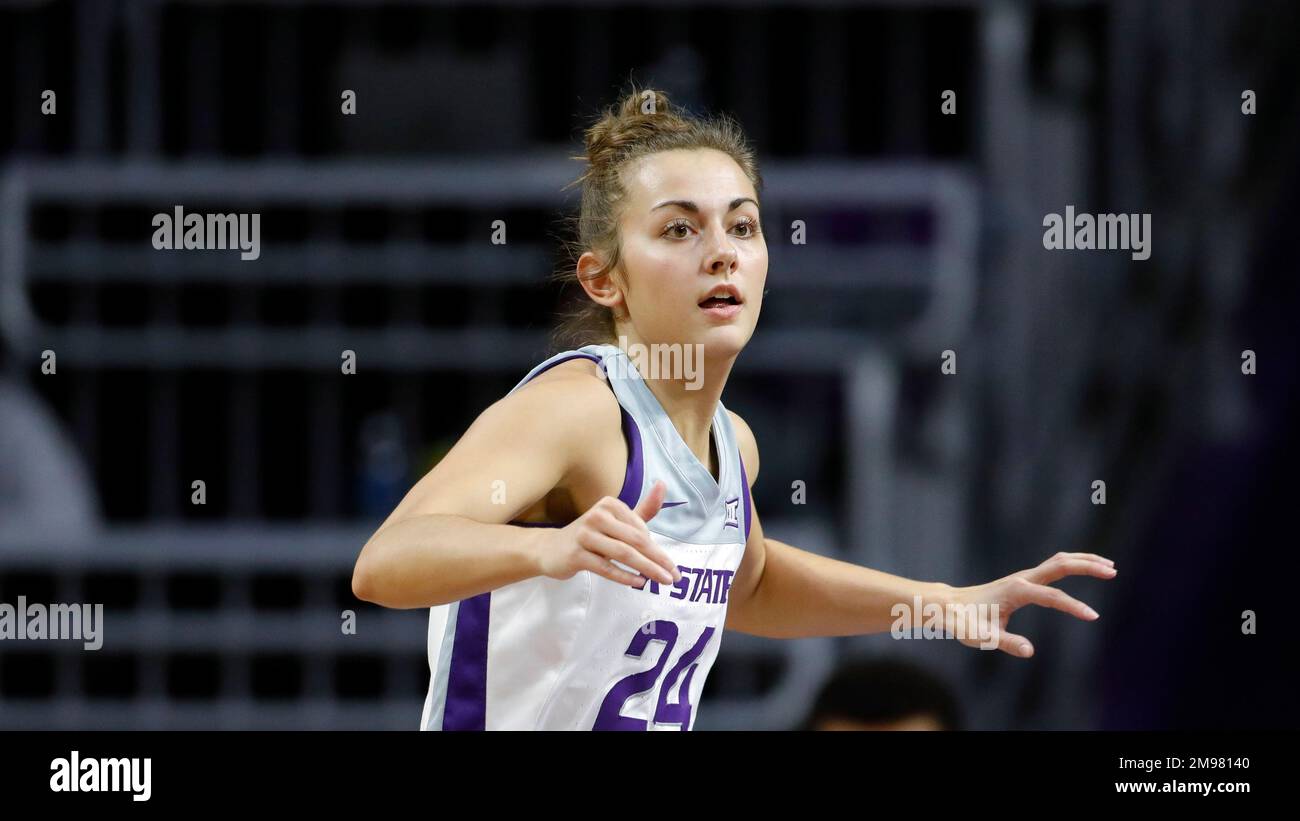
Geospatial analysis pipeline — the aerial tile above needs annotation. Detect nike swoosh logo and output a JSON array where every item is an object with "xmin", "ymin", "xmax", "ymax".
[{"xmin": 662, "ymin": 501, "xmax": 689, "ymax": 508}]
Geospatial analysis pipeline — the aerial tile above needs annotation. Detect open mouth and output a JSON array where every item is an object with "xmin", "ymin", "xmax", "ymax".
[
  {"xmin": 698, "ymin": 294, "xmax": 740, "ymax": 309},
  {"xmin": 698, "ymin": 290, "xmax": 743, "ymax": 320}
]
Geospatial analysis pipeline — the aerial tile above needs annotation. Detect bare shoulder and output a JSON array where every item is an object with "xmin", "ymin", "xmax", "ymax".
[
  {"xmin": 479, "ymin": 356, "xmax": 623, "ymax": 455},
  {"xmin": 500, "ymin": 356, "xmax": 627, "ymax": 511},
  {"xmin": 515, "ymin": 357, "xmax": 619, "ymax": 420},
  {"xmin": 727, "ymin": 409, "xmax": 760, "ymax": 485}
]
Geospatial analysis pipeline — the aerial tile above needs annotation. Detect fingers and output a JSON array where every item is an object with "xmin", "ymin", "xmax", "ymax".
[
  {"xmin": 1009, "ymin": 578, "xmax": 1099, "ymax": 622},
  {"xmin": 971, "ymin": 553, "xmax": 1114, "ymax": 658},
  {"xmin": 995, "ymin": 629, "xmax": 1035, "ymax": 659},
  {"xmin": 579, "ymin": 531, "xmax": 676, "ymax": 585},
  {"xmin": 576, "ymin": 552, "xmax": 648, "ymax": 588},
  {"xmin": 573, "ymin": 489, "xmax": 680, "ymax": 588},
  {"xmin": 635, "ymin": 480, "xmax": 666, "ymax": 522},
  {"xmin": 1022, "ymin": 553, "xmax": 1118, "ymax": 585},
  {"xmin": 600, "ymin": 507, "xmax": 681, "ymax": 582},
  {"xmin": 1043, "ymin": 551, "xmax": 1114, "ymax": 566}
]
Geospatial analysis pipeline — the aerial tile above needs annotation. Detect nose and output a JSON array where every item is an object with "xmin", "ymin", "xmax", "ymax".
[{"xmin": 705, "ymin": 230, "xmax": 739, "ymax": 276}]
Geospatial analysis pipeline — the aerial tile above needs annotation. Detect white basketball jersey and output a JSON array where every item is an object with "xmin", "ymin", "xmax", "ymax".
[{"xmin": 420, "ymin": 343, "xmax": 752, "ymax": 730}]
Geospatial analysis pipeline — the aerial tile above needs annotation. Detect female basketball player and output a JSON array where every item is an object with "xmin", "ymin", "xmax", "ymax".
[{"xmin": 351, "ymin": 86, "xmax": 1117, "ymax": 730}]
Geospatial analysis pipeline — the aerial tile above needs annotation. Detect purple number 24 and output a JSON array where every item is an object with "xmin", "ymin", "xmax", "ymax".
[{"xmin": 593, "ymin": 620, "xmax": 716, "ymax": 731}]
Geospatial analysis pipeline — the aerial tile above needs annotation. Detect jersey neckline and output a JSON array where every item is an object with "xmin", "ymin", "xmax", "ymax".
[{"xmin": 591, "ymin": 345, "xmax": 733, "ymax": 506}]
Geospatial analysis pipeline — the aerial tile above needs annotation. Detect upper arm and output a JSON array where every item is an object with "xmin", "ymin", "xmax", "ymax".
[
  {"xmin": 725, "ymin": 410, "xmax": 768, "ymax": 631},
  {"xmin": 370, "ymin": 364, "xmax": 622, "ymax": 536}
]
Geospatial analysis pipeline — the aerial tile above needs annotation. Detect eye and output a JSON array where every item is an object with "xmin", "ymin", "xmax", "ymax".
[
  {"xmin": 662, "ymin": 219, "xmax": 693, "ymax": 239},
  {"xmin": 732, "ymin": 217, "xmax": 761, "ymax": 238}
]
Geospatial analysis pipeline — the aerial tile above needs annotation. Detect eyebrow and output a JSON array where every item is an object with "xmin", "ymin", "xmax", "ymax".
[{"xmin": 651, "ymin": 197, "xmax": 760, "ymax": 214}]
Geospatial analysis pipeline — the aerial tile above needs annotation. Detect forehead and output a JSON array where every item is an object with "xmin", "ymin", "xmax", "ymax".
[{"xmin": 621, "ymin": 148, "xmax": 756, "ymax": 210}]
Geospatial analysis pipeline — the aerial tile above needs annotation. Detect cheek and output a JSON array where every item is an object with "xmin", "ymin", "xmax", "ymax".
[
  {"xmin": 644, "ymin": 244, "xmax": 696, "ymax": 282},
  {"xmin": 746, "ymin": 251, "xmax": 768, "ymax": 309},
  {"xmin": 626, "ymin": 247, "xmax": 693, "ymax": 306},
  {"xmin": 622, "ymin": 236, "xmax": 674, "ymax": 286}
]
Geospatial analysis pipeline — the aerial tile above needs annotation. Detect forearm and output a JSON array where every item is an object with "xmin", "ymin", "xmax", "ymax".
[
  {"xmin": 352, "ymin": 514, "xmax": 546, "ymax": 609},
  {"xmin": 735, "ymin": 539, "xmax": 952, "ymax": 639}
]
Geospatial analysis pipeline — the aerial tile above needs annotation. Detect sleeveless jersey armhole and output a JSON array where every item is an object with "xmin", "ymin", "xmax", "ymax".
[
  {"xmin": 615, "ymin": 406, "xmax": 644, "ymax": 510},
  {"xmin": 508, "ymin": 350, "xmax": 644, "ymax": 524}
]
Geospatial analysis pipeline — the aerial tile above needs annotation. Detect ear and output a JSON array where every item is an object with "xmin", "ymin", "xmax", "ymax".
[{"xmin": 576, "ymin": 251, "xmax": 626, "ymax": 314}]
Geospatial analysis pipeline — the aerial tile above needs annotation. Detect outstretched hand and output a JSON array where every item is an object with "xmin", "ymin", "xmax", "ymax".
[{"xmin": 946, "ymin": 552, "xmax": 1117, "ymax": 658}]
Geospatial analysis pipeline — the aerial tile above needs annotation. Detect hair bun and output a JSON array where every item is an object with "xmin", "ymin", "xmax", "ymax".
[{"xmin": 581, "ymin": 85, "xmax": 689, "ymax": 172}]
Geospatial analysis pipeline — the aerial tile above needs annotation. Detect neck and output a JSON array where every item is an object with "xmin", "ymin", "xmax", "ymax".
[{"xmin": 612, "ymin": 331, "xmax": 736, "ymax": 471}]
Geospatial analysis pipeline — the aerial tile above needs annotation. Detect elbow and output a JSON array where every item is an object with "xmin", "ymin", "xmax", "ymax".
[
  {"xmin": 353, "ymin": 528, "xmax": 397, "ymax": 605},
  {"xmin": 351, "ymin": 558, "xmax": 379, "ymax": 604},
  {"xmin": 353, "ymin": 522, "xmax": 403, "ymax": 606}
]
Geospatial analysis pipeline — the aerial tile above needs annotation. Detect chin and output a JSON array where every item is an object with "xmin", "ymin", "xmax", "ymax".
[{"xmin": 698, "ymin": 325, "xmax": 752, "ymax": 359}]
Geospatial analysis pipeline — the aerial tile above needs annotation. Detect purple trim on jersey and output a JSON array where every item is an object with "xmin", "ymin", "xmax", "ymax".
[
  {"xmin": 512, "ymin": 521, "xmax": 562, "ymax": 528},
  {"xmin": 442, "ymin": 592, "xmax": 491, "ymax": 730},
  {"xmin": 739, "ymin": 455, "xmax": 752, "ymax": 540},
  {"xmin": 518, "ymin": 349, "xmax": 643, "ymax": 511},
  {"xmin": 521, "ymin": 352, "xmax": 603, "ymax": 385},
  {"xmin": 616, "ymin": 408, "xmax": 645, "ymax": 509}
]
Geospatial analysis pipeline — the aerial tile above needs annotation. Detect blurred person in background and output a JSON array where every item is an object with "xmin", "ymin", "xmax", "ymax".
[
  {"xmin": 0, "ymin": 337, "xmax": 100, "ymax": 549},
  {"xmin": 802, "ymin": 658, "xmax": 963, "ymax": 731}
]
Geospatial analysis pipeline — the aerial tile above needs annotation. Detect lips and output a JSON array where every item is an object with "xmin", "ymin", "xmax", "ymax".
[
  {"xmin": 698, "ymin": 293, "xmax": 742, "ymax": 320},
  {"xmin": 697, "ymin": 283, "xmax": 743, "ymax": 321},
  {"xmin": 698, "ymin": 283, "xmax": 742, "ymax": 304},
  {"xmin": 698, "ymin": 295, "xmax": 738, "ymax": 308}
]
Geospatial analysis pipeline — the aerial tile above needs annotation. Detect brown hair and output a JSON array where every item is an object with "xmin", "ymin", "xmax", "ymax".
[{"xmin": 550, "ymin": 84, "xmax": 763, "ymax": 351}]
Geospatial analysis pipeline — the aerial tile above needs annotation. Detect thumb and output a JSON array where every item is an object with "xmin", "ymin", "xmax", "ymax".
[
  {"xmin": 996, "ymin": 629, "xmax": 1035, "ymax": 659},
  {"xmin": 635, "ymin": 480, "xmax": 666, "ymax": 522}
]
